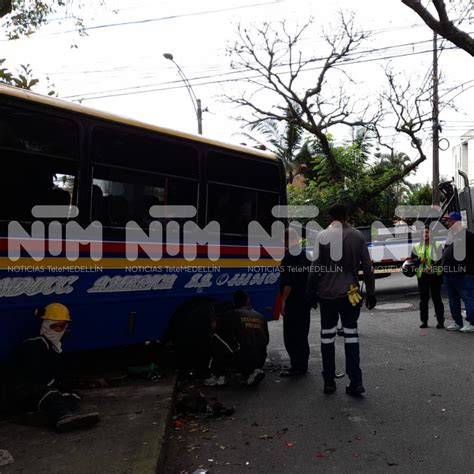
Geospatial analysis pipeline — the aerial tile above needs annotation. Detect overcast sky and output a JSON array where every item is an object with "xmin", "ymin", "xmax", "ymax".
[{"xmin": 2, "ymin": 0, "xmax": 473, "ymax": 182}]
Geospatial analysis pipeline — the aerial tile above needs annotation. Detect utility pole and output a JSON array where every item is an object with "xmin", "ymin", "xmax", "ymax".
[
  {"xmin": 432, "ymin": 32, "xmax": 440, "ymax": 205},
  {"xmin": 196, "ymin": 98, "xmax": 203, "ymax": 135}
]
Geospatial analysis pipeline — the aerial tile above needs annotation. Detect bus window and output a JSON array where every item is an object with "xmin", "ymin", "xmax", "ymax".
[
  {"xmin": 92, "ymin": 166, "xmax": 198, "ymax": 228},
  {"xmin": 207, "ymin": 151, "xmax": 281, "ymax": 192},
  {"xmin": 0, "ymin": 158, "xmax": 77, "ymax": 222},
  {"xmin": 0, "ymin": 104, "xmax": 79, "ymax": 222},
  {"xmin": 0, "ymin": 104, "xmax": 79, "ymax": 159},
  {"xmin": 207, "ymin": 183, "xmax": 256, "ymax": 236},
  {"xmin": 91, "ymin": 126, "xmax": 199, "ymax": 179},
  {"xmin": 256, "ymin": 191, "xmax": 280, "ymax": 233}
]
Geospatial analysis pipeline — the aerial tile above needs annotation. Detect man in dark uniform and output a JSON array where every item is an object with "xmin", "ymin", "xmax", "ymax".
[
  {"xmin": 307, "ymin": 204, "xmax": 376, "ymax": 396},
  {"xmin": 280, "ymin": 227, "xmax": 311, "ymax": 377},
  {"xmin": 16, "ymin": 303, "xmax": 100, "ymax": 432}
]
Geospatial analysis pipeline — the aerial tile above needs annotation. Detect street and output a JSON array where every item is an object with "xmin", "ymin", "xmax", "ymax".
[{"xmin": 165, "ymin": 273, "xmax": 474, "ymax": 473}]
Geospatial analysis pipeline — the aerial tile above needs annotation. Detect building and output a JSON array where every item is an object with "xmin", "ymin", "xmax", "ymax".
[{"xmin": 452, "ymin": 129, "xmax": 474, "ymax": 189}]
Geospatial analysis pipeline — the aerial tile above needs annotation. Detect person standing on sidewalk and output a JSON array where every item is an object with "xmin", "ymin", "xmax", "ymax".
[
  {"xmin": 442, "ymin": 212, "xmax": 474, "ymax": 333},
  {"xmin": 279, "ymin": 227, "xmax": 311, "ymax": 377},
  {"xmin": 411, "ymin": 226, "xmax": 445, "ymax": 329},
  {"xmin": 307, "ymin": 204, "xmax": 376, "ymax": 396}
]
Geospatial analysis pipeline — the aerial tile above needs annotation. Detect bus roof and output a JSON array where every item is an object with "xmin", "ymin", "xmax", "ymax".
[{"xmin": 0, "ymin": 84, "xmax": 277, "ymax": 161}]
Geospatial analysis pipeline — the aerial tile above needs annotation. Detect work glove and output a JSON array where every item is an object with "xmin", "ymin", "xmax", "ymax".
[
  {"xmin": 347, "ymin": 285, "xmax": 363, "ymax": 307},
  {"xmin": 366, "ymin": 295, "xmax": 377, "ymax": 310}
]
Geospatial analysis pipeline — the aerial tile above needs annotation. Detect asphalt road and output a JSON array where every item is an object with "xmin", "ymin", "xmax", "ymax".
[{"xmin": 165, "ymin": 273, "xmax": 473, "ymax": 473}]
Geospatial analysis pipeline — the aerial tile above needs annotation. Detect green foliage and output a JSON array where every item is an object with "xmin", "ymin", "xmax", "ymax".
[
  {"xmin": 287, "ymin": 131, "xmax": 422, "ymax": 226},
  {"xmin": 2, "ymin": 0, "xmax": 56, "ymax": 39},
  {"xmin": 244, "ymin": 106, "xmax": 307, "ymax": 180},
  {"xmin": 402, "ymin": 183, "xmax": 433, "ymax": 205},
  {"xmin": 0, "ymin": 0, "xmax": 88, "ymax": 39},
  {"xmin": 0, "ymin": 60, "xmax": 56, "ymax": 94}
]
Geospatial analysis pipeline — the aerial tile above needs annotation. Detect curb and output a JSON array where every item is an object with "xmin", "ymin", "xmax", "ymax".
[{"xmin": 156, "ymin": 373, "xmax": 178, "ymax": 473}]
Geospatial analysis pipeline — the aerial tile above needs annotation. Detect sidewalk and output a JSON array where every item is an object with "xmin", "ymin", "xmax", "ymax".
[{"xmin": 0, "ymin": 376, "xmax": 177, "ymax": 473}]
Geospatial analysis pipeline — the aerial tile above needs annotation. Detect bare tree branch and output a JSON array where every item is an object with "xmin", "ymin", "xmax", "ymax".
[
  {"xmin": 401, "ymin": 0, "xmax": 474, "ymax": 56},
  {"xmin": 225, "ymin": 15, "xmax": 379, "ymax": 183}
]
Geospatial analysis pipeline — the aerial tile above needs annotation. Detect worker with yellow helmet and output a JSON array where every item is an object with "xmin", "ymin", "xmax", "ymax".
[{"xmin": 16, "ymin": 303, "xmax": 100, "ymax": 432}]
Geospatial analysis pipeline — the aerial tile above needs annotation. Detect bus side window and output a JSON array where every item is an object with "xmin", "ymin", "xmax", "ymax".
[
  {"xmin": 256, "ymin": 191, "xmax": 280, "ymax": 234},
  {"xmin": 0, "ymin": 104, "xmax": 79, "ymax": 158},
  {"xmin": 92, "ymin": 169, "xmax": 198, "ymax": 229},
  {"xmin": 0, "ymin": 159, "xmax": 76, "ymax": 222},
  {"xmin": 0, "ymin": 104, "xmax": 79, "ymax": 223},
  {"xmin": 207, "ymin": 183, "xmax": 256, "ymax": 236}
]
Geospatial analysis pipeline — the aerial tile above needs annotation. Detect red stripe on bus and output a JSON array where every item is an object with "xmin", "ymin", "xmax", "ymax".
[{"xmin": 0, "ymin": 238, "xmax": 282, "ymax": 258}]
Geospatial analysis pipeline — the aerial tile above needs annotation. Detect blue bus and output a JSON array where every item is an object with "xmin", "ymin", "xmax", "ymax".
[{"xmin": 0, "ymin": 84, "xmax": 286, "ymax": 359}]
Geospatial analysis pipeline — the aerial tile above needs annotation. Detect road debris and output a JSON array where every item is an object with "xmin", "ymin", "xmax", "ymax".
[
  {"xmin": 0, "ymin": 450, "xmax": 14, "ymax": 467},
  {"xmin": 176, "ymin": 393, "xmax": 235, "ymax": 418}
]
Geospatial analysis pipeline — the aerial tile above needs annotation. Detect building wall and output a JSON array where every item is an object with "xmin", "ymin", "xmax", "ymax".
[{"xmin": 453, "ymin": 131, "xmax": 474, "ymax": 189}]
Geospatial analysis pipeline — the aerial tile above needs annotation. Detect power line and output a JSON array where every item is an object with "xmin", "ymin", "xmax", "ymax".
[
  {"xmin": 0, "ymin": 0, "xmax": 288, "ymax": 40},
  {"xmin": 64, "ymin": 37, "xmax": 461, "ymax": 100},
  {"xmin": 67, "ymin": 45, "xmax": 460, "ymax": 101}
]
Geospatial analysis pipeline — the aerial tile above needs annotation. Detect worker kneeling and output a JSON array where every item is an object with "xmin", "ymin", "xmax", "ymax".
[
  {"xmin": 205, "ymin": 291, "xmax": 269, "ymax": 387},
  {"xmin": 15, "ymin": 303, "xmax": 100, "ymax": 432}
]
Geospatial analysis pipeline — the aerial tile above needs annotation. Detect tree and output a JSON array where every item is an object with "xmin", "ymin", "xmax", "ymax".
[
  {"xmin": 226, "ymin": 15, "xmax": 382, "ymax": 184},
  {"xmin": 374, "ymin": 152, "xmax": 414, "ymax": 202},
  {"xmin": 241, "ymin": 106, "xmax": 307, "ymax": 181},
  {"xmin": 1, "ymin": 0, "xmax": 86, "ymax": 39},
  {"xmin": 402, "ymin": 183, "xmax": 433, "ymax": 205},
  {"xmin": 401, "ymin": 0, "xmax": 474, "ymax": 56},
  {"xmin": 226, "ymin": 16, "xmax": 432, "ymax": 213},
  {"xmin": 0, "ymin": 1, "xmax": 96, "ymax": 92},
  {"xmin": 286, "ymin": 132, "xmax": 402, "ymax": 225}
]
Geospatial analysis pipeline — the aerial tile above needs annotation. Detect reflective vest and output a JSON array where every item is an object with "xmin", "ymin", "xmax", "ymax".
[{"xmin": 414, "ymin": 241, "xmax": 443, "ymax": 278}]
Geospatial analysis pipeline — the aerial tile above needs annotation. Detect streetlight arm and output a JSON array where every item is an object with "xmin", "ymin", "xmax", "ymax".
[
  {"xmin": 172, "ymin": 61, "xmax": 199, "ymax": 115},
  {"xmin": 163, "ymin": 52, "xmax": 203, "ymax": 135}
]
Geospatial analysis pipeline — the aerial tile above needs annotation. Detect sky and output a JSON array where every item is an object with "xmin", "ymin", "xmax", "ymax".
[{"xmin": 2, "ymin": 0, "xmax": 474, "ymax": 183}]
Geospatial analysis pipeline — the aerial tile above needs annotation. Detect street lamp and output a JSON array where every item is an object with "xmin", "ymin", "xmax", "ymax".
[{"xmin": 163, "ymin": 53, "xmax": 203, "ymax": 135}]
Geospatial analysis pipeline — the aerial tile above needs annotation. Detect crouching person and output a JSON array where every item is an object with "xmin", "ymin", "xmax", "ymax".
[
  {"xmin": 205, "ymin": 290, "xmax": 269, "ymax": 387},
  {"xmin": 16, "ymin": 303, "xmax": 100, "ymax": 432}
]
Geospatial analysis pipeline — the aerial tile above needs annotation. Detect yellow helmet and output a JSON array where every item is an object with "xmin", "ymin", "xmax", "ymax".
[{"xmin": 41, "ymin": 303, "xmax": 71, "ymax": 322}]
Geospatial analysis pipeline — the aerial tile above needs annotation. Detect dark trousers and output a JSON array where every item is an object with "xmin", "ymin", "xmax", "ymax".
[
  {"xmin": 283, "ymin": 300, "xmax": 311, "ymax": 372},
  {"xmin": 18, "ymin": 385, "xmax": 81, "ymax": 427},
  {"xmin": 209, "ymin": 332, "xmax": 238, "ymax": 375},
  {"xmin": 320, "ymin": 298, "xmax": 362, "ymax": 385},
  {"xmin": 417, "ymin": 273, "xmax": 444, "ymax": 324},
  {"xmin": 209, "ymin": 333, "xmax": 265, "ymax": 377},
  {"xmin": 40, "ymin": 391, "xmax": 80, "ymax": 426}
]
